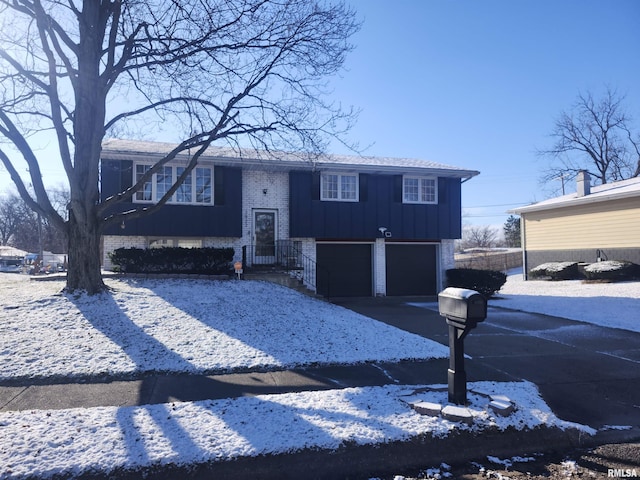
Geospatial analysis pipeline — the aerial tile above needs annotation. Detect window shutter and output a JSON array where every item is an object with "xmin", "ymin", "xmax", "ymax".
[
  {"xmin": 393, "ymin": 175, "xmax": 403, "ymax": 203},
  {"xmin": 214, "ymin": 166, "xmax": 225, "ymax": 205},
  {"xmin": 359, "ymin": 173, "xmax": 368, "ymax": 202},
  {"xmin": 311, "ymin": 172, "xmax": 320, "ymax": 200}
]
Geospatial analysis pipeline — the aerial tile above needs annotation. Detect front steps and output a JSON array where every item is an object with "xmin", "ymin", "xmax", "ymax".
[{"xmin": 243, "ymin": 271, "xmax": 323, "ymax": 299}]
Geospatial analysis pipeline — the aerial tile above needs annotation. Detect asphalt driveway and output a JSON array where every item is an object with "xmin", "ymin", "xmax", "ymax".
[{"xmin": 332, "ymin": 296, "xmax": 640, "ymax": 434}]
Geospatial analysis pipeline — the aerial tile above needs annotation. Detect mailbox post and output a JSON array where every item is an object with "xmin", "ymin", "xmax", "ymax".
[{"xmin": 438, "ymin": 287, "xmax": 487, "ymax": 405}]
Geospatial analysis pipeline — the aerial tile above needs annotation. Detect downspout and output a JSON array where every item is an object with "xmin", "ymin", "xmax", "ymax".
[{"xmin": 520, "ymin": 215, "xmax": 527, "ymax": 280}]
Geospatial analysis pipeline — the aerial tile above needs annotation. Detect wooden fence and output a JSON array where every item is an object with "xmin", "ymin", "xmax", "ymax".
[{"xmin": 454, "ymin": 249, "xmax": 522, "ymax": 272}]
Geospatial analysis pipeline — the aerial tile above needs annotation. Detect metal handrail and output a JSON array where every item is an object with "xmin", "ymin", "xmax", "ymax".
[{"xmin": 241, "ymin": 241, "xmax": 330, "ymax": 297}]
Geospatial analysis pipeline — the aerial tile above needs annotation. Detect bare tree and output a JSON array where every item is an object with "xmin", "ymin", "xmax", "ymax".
[
  {"xmin": 461, "ymin": 225, "xmax": 499, "ymax": 250},
  {"xmin": 0, "ymin": 193, "xmax": 26, "ymax": 246},
  {"xmin": 539, "ymin": 88, "xmax": 640, "ymax": 188},
  {"xmin": 0, "ymin": 187, "xmax": 68, "ymax": 253},
  {"xmin": 0, "ymin": 0, "xmax": 360, "ymax": 293}
]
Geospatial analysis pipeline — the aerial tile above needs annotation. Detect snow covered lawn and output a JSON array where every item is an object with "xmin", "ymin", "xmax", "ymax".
[
  {"xmin": 0, "ymin": 274, "xmax": 448, "ymax": 382},
  {"xmin": 0, "ymin": 381, "xmax": 591, "ymax": 478},
  {"xmin": 495, "ymin": 269, "xmax": 640, "ymax": 333},
  {"xmin": 0, "ymin": 271, "xmax": 618, "ymax": 479}
]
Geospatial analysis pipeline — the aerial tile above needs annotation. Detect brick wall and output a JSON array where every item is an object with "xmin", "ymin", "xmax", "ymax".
[
  {"xmin": 440, "ymin": 239, "xmax": 456, "ymax": 291},
  {"xmin": 241, "ymin": 169, "xmax": 290, "ymax": 245},
  {"xmin": 102, "ymin": 235, "xmax": 245, "ymax": 270},
  {"xmin": 374, "ymin": 239, "xmax": 386, "ymax": 296},
  {"xmin": 102, "ymin": 235, "xmax": 147, "ymax": 270}
]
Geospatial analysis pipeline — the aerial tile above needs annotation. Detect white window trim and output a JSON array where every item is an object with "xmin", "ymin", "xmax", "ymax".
[
  {"xmin": 320, "ymin": 172, "xmax": 359, "ymax": 202},
  {"xmin": 133, "ymin": 163, "xmax": 215, "ymax": 206},
  {"xmin": 402, "ymin": 175, "xmax": 438, "ymax": 204}
]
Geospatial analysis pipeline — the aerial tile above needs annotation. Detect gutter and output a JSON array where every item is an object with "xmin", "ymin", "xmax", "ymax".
[{"xmin": 102, "ymin": 148, "xmax": 481, "ymax": 181}]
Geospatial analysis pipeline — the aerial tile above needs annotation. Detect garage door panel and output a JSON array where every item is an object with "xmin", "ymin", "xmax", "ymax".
[
  {"xmin": 386, "ymin": 244, "xmax": 437, "ymax": 296},
  {"xmin": 317, "ymin": 244, "xmax": 372, "ymax": 297}
]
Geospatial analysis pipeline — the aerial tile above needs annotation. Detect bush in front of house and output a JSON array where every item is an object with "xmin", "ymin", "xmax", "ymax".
[
  {"xmin": 109, "ymin": 247, "xmax": 234, "ymax": 275},
  {"xmin": 445, "ymin": 268, "xmax": 507, "ymax": 299},
  {"xmin": 583, "ymin": 260, "xmax": 640, "ymax": 282},
  {"xmin": 529, "ymin": 262, "xmax": 580, "ymax": 280}
]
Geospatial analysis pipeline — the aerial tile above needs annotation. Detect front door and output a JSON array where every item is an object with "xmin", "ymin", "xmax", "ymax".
[{"xmin": 253, "ymin": 210, "xmax": 277, "ymax": 265}]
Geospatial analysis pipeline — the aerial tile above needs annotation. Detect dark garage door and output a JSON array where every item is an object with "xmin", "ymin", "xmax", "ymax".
[
  {"xmin": 316, "ymin": 243, "xmax": 372, "ymax": 297},
  {"xmin": 385, "ymin": 244, "xmax": 437, "ymax": 296}
]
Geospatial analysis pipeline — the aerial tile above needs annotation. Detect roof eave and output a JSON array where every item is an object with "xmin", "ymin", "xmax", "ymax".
[
  {"xmin": 101, "ymin": 148, "xmax": 481, "ymax": 179},
  {"xmin": 510, "ymin": 190, "xmax": 640, "ymax": 215}
]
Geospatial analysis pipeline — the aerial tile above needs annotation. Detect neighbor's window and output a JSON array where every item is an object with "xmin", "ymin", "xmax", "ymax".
[
  {"xmin": 321, "ymin": 173, "xmax": 358, "ymax": 201},
  {"xmin": 403, "ymin": 176, "xmax": 437, "ymax": 204},
  {"xmin": 134, "ymin": 164, "xmax": 214, "ymax": 205}
]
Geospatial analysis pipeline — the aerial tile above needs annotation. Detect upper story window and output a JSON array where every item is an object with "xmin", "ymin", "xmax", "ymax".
[
  {"xmin": 321, "ymin": 173, "xmax": 359, "ymax": 202},
  {"xmin": 134, "ymin": 164, "xmax": 214, "ymax": 205},
  {"xmin": 403, "ymin": 176, "xmax": 438, "ymax": 204}
]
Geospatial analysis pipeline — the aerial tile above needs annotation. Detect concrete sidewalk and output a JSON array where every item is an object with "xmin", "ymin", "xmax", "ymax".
[{"xmin": 1, "ymin": 296, "xmax": 639, "ymax": 478}]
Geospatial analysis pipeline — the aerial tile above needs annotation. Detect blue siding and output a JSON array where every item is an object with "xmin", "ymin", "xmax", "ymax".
[
  {"xmin": 289, "ymin": 171, "xmax": 461, "ymax": 240},
  {"xmin": 101, "ymin": 159, "xmax": 242, "ymax": 237}
]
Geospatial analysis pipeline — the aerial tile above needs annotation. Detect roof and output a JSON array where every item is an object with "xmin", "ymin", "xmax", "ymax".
[
  {"xmin": 0, "ymin": 246, "xmax": 28, "ymax": 258},
  {"xmin": 101, "ymin": 139, "xmax": 480, "ymax": 179},
  {"xmin": 509, "ymin": 176, "xmax": 640, "ymax": 215}
]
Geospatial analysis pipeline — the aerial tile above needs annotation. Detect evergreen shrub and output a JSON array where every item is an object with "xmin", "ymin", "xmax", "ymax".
[
  {"xmin": 109, "ymin": 247, "xmax": 234, "ymax": 275},
  {"xmin": 583, "ymin": 260, "xmax": 640, "ymax": 282},
  {"xmin": 445, "ymin": 268, "xmax": 507, "ymax": 299},
  {"xmin": 529, "ymin": 262, "xmax": 580, "ymax": 280}
]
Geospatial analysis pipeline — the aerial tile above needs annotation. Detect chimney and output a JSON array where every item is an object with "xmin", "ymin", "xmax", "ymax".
[{"xmin": 576, "ymin": 170, "xmax": 591, "ymax": 197}]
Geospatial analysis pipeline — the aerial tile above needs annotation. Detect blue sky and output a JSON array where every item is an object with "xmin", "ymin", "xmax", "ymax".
[
  {"xmin": 1, "ymin": 0, "xmax": 638, "ymax": 229},
  {"xmin": 328, "ymin": 0, "xmax": 640, "ymax": 226}
]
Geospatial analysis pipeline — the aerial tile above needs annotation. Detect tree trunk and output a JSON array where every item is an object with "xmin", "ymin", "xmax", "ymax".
[{"xmin": 65, "ymin": 208, "xmax": 105, "ymax": 294}]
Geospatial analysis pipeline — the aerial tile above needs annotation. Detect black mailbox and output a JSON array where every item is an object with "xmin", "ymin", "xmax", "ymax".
[
  {"xmin": 438, "ymin": 287, "xmax": 487, "ymax": 329},
  {"xmin": 438, "ymin": 287, "xmax": 487, "ymax": 405}
]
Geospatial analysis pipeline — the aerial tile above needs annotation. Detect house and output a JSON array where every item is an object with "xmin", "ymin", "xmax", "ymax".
[
  {"xmin": 510, "ymin": 171, "xmax": 640, "ymax": 278},
  {"xmin": 0, "ymin": 246, "xmax": 27, "ymax": 273},
  {"xmin": 100, "ymin": 139, "xmax": 479, "ymax": 297}
]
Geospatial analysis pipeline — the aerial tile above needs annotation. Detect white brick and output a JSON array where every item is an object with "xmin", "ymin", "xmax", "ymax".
[
  {"xmin": 102, "ymin": 235, "xmax": 147, "ymax": 270},
  {"xmin": 374, "ymin": 239, "xmax": 386, "ymax": 296},
  {"xmin": 440, "ymin": 238, "xmax": 456, "ymax": 290},
  {"xmin": 241, "ymin": 169, "xmax": 290, "ymax": 246}
]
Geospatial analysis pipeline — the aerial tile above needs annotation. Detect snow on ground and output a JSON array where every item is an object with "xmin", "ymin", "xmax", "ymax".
[
  {"xmin": 0, "ymin": 274, "xmax": 448, "ymax": 382},
  {"xmin": 494, "ymin": 269, "xmax": 640, "ymax": 333},
  {"xmin": 0, "ymin": 381, "xmax": 592, "ymax": 478},
  {"xmin": 0, "ymin": 270, "xmax": 623, "ymax": 478}
]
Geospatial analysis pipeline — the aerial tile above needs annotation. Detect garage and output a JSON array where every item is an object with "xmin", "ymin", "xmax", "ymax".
[
  {"xmin": 385, "ymin": 243, "xmax": 437, "ymax": 296},
  {"xmin": 316, "ymin": 243, "xmax": 372, "ymax": 297}
]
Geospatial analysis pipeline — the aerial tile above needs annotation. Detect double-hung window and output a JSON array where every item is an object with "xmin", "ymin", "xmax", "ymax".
[
  {"xmin": 175, "ymin": 167, "xmax": 192, "ymax": 203},
  {"xmin": 403, "ymin": 176, "xmax": 438, "ymax": 204},
  {"xmin": 134, "ymin": 164, "xmax": 214, "ymax": 205},
  {"xmin": 135, "ymin": 165, "xmax": 153, "ymax": 201},
  {"xmin": 321, "ymin": 173, "xmax": 358, "ymax": 202}
]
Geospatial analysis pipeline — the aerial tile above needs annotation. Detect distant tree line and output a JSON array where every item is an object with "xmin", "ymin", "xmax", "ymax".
[
  {"xmin": 457, "ymin": 215, "xmax": 521, "ymax": 251},
  {"xmin": 0, "ymin": 188, "xmax": 68, "ymax": 254}
]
